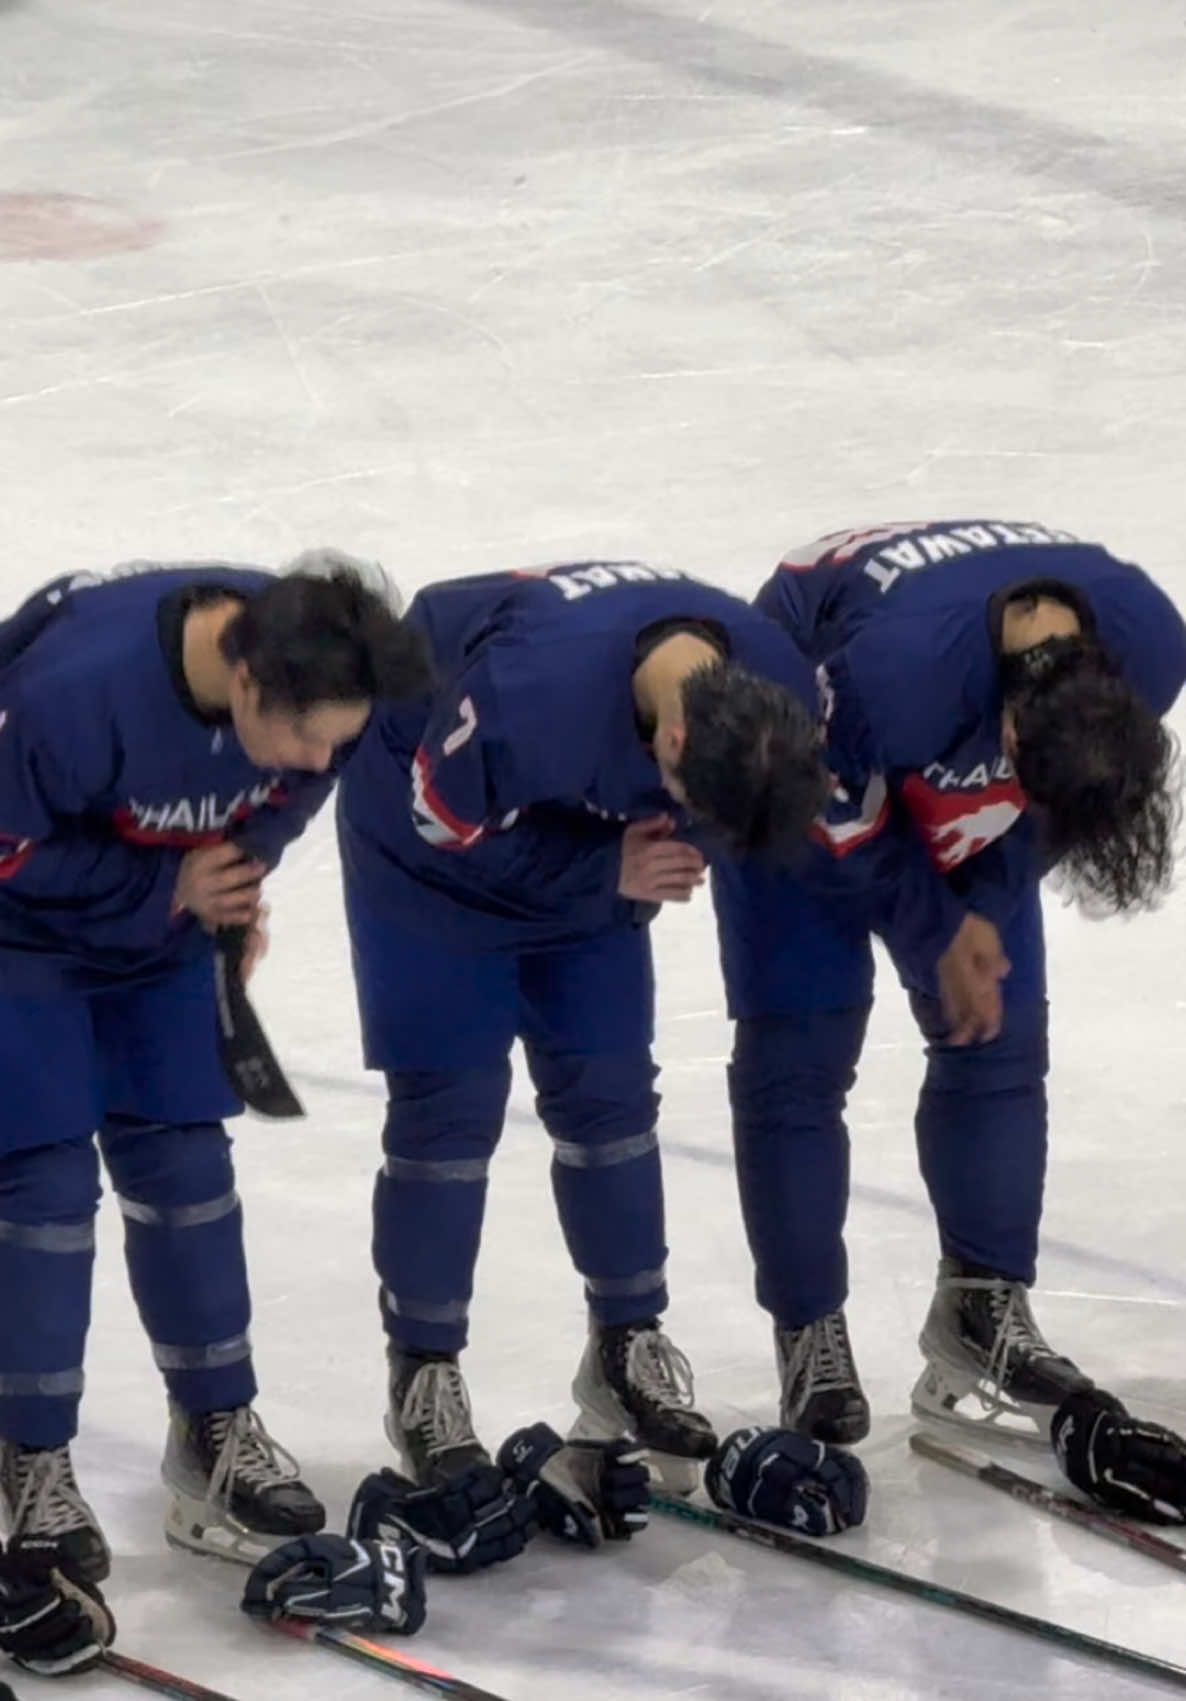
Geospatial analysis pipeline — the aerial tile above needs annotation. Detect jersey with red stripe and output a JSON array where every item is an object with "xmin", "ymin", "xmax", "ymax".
[
  {"xmin": 756, "ymin": 520, "xmax": 1186, "ymax": 933},
  {"xmin": 337, "ymin": 561, "xmax": 817, "ymax": 949},
  {"xmin": 0, "ymin": 565, "xmax": 333, "ymax": 984}
]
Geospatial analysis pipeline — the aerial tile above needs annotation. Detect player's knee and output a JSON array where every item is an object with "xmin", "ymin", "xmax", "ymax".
[
  {"xmin": 100, "ymin": 1118, "xmax": 234, "ymax": 1208},
  {"xmin": 0, "ymin": 1140, "xmax": 100, "ymax": 1223},
  {"xmin": 382, "ymin": 1064, "xmax": 511, "ymax": 1160},
  {"xmin": 916, "ymin": 998, "xmax": 1049, "ymax": 1095},
  {"xmin": 528, "ymin": 1047, "xmax": 658, "ymax": 1144},
  {"xmin": 729, "ymin": 1010, "xmax": 870, "ymax": 1125}
]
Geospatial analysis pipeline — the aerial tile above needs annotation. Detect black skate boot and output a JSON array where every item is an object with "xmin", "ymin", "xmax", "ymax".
[
  {"xmin": 0, "ymin": 1440, "xmax": 111, "ymax": 1583},
  {"xmin": 570, "ymin": 1318, "xmax": 717, "ymax": 1495},
  {"xmin": 776, "ymin": 1310, "xmax": 870, "ymax": 1445},
  {"xmin": 386, "ymin": 1347, "xmax": 492, "ymax": 1487},
  {"xmin": 162, "ymin": 1404, "xmax": 325, "ymax": 1563},
  {"xmin": 912, "ymin": 1256, "xmax": 1093, "ymax": 1442}
]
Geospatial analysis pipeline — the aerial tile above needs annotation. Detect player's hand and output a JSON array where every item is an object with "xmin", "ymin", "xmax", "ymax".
[
  {"xmin": 174, "ymin": 843, "xmax": 266, "ymax": 930},
  {"xmin": 618, "ymin": 815, "xmax": 705, "ymax": 904},
  {"xmin": 936, "ymin": 912, "xmax": 1010, "ymax": 1045}
]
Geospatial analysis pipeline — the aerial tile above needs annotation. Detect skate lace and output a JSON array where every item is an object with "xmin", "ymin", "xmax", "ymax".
[
  {"xmin": 401, "ymin": 1362, "xmax": 476, "ymax": 1457},
  {"xmin": 953, "ymin": 1276, "xmax": 1055, "ymax": 1402},
  {"xmin": 7, "ymin": 1445, "xmax": 99, "ymax": 1541},
  {"xmin": 625, "ymin": 1329, "xmax": 695, "ymax": 1411},
  {"xmin": 780, "ymin": 1313, "xmax": 855, "ymax": 1406},
  {"xmin": 813, "ymin": 1312, "xmax": 857, "ymax": 1389},
  {"xmin": 203, "ymin": 1407, "xmax": 300, "ymax": 1507}
]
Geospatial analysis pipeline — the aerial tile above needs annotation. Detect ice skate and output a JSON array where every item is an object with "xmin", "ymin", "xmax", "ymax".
[
  {"xmin": 0, "ymin": 1440, "xmax": 111, "ymax": 1583},
  {"xmin": 570, "ymin": 1319, "xmax": 717, "ymax": 1495},
  {"xmin": 162, "ymin": 1404, "xmax": 324, "ymax": 1563},
  {"xmin": 911, "ymin": 1257, "xmax": 1092, "ymax": 1444},
  {"xmin": 776, "ymin": 1309, "xmax": 870, "ymax": 1445},
  {"xmin": 386, "ymin": 1348, "xmax": 492, "ymax": 1486}
]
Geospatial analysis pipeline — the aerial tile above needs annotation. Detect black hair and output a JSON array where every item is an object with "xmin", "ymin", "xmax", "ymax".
[
  {"xmin": 220, "ymin": 556, "xmax": 432, "ymax": 713},
  {"xmin": 675, "ymin": 661, "xmax": 830, "ymax": 858},
  {"xmin": 1003, "ymin": 636, "xmax": 1180, "ymax": 912}
]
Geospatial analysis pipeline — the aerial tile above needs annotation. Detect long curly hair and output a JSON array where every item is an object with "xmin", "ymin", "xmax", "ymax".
[{"xmin": 1005, "ymin": 637, "xmax": 1181, "ymax": 912}]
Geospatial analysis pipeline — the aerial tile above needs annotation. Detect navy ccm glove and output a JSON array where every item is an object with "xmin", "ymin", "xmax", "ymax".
[
  {"xmin": 349, "ymin": 1463, "xmax": 535, "ymax": 1574},
  {"xmin": 241, "ymin": 1533, "xmax": 427, "ymax": 1635},
  {"xmin": 705, "ymin": 1426, "xmax": 868, "ymax": 1536}
]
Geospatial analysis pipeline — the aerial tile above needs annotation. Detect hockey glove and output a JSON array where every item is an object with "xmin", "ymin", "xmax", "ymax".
[
  {"xmin": 348, "ymin": 1464, "xmax": 535, "ymax": 1575},
  {"xmin": 497, "ymin": 1423, "xmax": 649, "ymax": 1546},
  {"xmin": 1053, "ymin": 1390, "xmax": 1186, "ymax": 1524},
  {"xmin": 241, "ymin": 1533, "xmax": 426, "ymax": 1635},
  {"xmin": 0, "ymin": 1548, "xmax": 115, "ymax": 1676},
  {"xmin": 705, "ymin": 1426, "xmax": 868, "ymax": 1537}
]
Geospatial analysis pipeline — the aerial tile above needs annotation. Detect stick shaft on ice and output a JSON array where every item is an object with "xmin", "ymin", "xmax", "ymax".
[
  {"xmin": 269, "ymin": 1618, "xmax": 515, "ymax": 1701},
  {"xmin": 910, "ymin": 1429, "xmax": 1186, "ymax": 1575},
  {"xmin": 103, "ymin": 1650, "xmax": 245, "ymax": 1701},
  {"xmin": 652, "ymin": 1491, "xmax": 1186, "ymax": 1692}
]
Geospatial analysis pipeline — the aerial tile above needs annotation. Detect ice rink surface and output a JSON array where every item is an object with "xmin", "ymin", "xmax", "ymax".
[{"xmin": 2, "ymin": 0, "xmax": 1186, "ymax": 1694}]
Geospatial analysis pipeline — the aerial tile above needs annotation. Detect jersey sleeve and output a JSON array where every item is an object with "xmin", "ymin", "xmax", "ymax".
[
  {"xmin": 943, "ymin": 813, "xmax": 1044, "ymax": 933},
  {"xmin": 417, "ymin": 800, "xmax": 629, "ymax": 931},
  {"xmin": 1092, "ymin": 555, "xmax": 1186, "ymax": 716},
  {"xmin": 408, "ymin": 668, "xmax": 514, "ymax": 852},
  {"xmin": 0, "ymin": 703, "xmax": 182, "ymax": 950},
  {"xmin": 803, "ymin": 663, "xmax": 970, "ymax": 978},
  {"xmin": 407, "ymin": 661, "xmax": 634, "ymax": 928},
  {"xmin": 231, "ymin": 771, "xmax": 337, "ymax": 867},
  {"xmin": 804, "ymin": 784, "xmax": 969, "ymax": 980}
]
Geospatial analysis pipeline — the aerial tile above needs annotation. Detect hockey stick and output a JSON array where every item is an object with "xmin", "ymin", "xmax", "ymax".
[
  {"xmin": 268, "ymin": 1619, "xmax": 514, "ymax": 1701},
  {"xmin": 102, "ymin": 1649, "xmax": 245, "ymax": 1701},
  {"xmin": 652, "ymin": 1492, "xmax": 1186, "ymax": 1691},
  {"xmin": 212, "ymin": 926, "xmax": 303, "ymax": 1120},
  {"xmin": 910, "ymin": 1429, "xmax": 1186, "ymax": 1575}
]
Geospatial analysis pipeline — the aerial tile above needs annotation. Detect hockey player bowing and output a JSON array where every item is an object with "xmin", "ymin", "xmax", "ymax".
[
  {"xmin": 0, "ymin": 553, "xmax": 430, "ymax": 1593},
  {"xmin": 336, "ymin": 558, "xmax": 829, "ymax": 1566},
  {"xmin": 713, "ymin": 520, "xmax": 1184, "ymax": 1445}
]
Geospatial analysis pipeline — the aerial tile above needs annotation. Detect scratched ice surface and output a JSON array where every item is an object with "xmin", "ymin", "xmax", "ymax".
[{"xmin": 2, "ymin": 1, "xmax": 1186, "ymax": 1695}]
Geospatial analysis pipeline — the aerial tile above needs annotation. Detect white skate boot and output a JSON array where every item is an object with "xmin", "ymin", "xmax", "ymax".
[{"xmin": 912, "ymin": 1258, "xmax": 1092, "ymax": 1443}]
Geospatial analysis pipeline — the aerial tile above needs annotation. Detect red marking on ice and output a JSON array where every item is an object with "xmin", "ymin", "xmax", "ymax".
[{"xmin": 0, "ymin": 193, "xmax": 163, "ymax": 262}]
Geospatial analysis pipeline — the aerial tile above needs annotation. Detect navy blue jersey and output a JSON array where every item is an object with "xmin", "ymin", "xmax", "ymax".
[
  {"xmin": 338, "ymin": 560, "xmax": 818, "ymax": 949},
  {"xmin": 0, "ymin": 565, "xmax": 336, "ymax": 988},
  {"xmin": 756, "ymin": 520, "xmax": 1186, "ymax": 942}
]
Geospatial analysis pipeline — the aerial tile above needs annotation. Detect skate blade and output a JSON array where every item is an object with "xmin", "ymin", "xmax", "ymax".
[
  {"xmin": 910, "ymin": 1361, "xmax": 1046, "ymax": 1448},
  {"xmin": 164, "ymin": 1491, "xmax": 284, "ymax": 1568}
]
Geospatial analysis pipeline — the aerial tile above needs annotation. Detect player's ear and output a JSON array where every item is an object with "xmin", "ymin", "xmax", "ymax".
[
  {"xmin": 656, "ymin": 722, "xmax": 686, "ymax": 770},
  {"xmin": 228, "ymin": 659, "xmax": 258, "ymax": 711}
]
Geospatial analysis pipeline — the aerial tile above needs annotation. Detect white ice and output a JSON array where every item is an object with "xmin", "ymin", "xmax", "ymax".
[{"xmin": 2, "ymin": 0, "xmax": 1186, "ymax": 1695}]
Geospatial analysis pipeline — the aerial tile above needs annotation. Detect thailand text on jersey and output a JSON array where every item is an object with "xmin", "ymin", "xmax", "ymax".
[
  {"xmin": 0, "ymin": 565, "xmax": 334, "ymax": 986},
  {"xmin": 756, "ymin": 520, "xmax": 1186, "ymax": 886},
  {"xmin": 338, "ymin": 560, "xmax": 817, "ymax": 948}
]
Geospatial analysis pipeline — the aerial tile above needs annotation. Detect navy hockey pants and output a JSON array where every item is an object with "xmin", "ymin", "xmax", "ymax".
[
  {"xmin": 713, "ymin": 860, "xmax": 1048, "ymax": 1329},
  {"xmin": 348, "ymin": 893, "xmax": 666, "ymax": 1356},
  {"xmin": 0, "ymin": 955, "xmax": 254, "ymax": 1447}
]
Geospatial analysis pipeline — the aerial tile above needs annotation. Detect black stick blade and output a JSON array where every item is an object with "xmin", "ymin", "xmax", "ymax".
[{"xmin": 213, "ymin": 928, "xmax": 304, "ymax": 1120}]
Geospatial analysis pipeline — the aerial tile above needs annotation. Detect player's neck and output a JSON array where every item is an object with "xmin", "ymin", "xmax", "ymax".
[
  {"xmin": 1000, "ymin": 596, "xmax": 1081, "ymax": 652},
  {"xmin": 182, "ymin": 599, "xmax": 241, "ymax": 714},
  {"xmin": 632, "ymin": 632, "xmax": 720, "ymax": 726}
]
